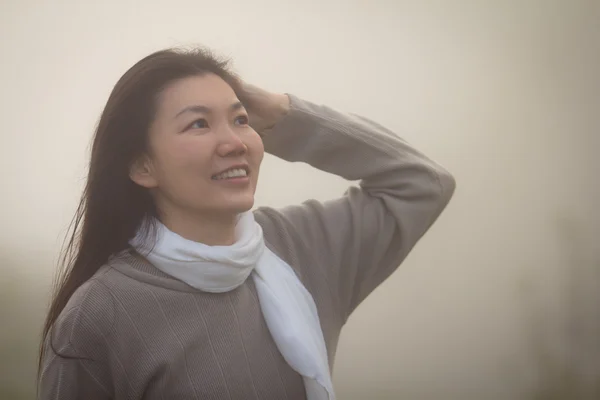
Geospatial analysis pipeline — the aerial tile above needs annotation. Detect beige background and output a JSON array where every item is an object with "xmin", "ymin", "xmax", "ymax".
[{"xmin": 1, "ymin": 0, "xmax": 598, "ymax": 399}]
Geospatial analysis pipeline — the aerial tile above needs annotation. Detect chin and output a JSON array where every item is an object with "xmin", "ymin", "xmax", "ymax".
[{"xmin": 225, "ymin": 198, "xmax": 255, "ymax": 214}]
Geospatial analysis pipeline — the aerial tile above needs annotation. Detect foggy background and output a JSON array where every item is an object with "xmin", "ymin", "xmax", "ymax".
[{"xmin": 1, "ymin": 0, "xmax": 598, "ymax": 399}]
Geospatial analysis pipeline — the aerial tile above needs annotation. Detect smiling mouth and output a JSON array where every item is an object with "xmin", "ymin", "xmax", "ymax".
[{"xmin": 211, "ymin": 167, "xmax": 249, "ymax": 180}]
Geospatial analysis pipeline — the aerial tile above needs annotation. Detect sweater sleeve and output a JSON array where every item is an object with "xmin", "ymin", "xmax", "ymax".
[
  {"xmin": 38, "ymin": 280, "xmax": 114, "ymax": 400},
  {"xmin": 254, "ymin": 94, "xmax": 455, "ymax": 322}
]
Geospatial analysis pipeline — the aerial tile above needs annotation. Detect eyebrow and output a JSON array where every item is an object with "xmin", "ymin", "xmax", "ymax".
[{"xmin": 174, "ymin": 101, "xmax": 245, "ymax": 119}]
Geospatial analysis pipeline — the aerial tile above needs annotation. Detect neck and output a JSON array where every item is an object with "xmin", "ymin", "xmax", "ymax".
[{"xmin": 158, "ymin": 209, "xmax": 238, "ymax": 246}]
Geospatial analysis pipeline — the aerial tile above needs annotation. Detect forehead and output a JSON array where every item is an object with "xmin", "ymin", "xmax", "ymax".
[{"xmin": 157, "ymin": 73, "xmax": 238, "ymax": 116}]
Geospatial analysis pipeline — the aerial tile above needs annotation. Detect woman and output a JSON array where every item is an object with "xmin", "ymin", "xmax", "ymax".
[{"xmin": 38, "ymin": 47, "xmax": 455, "ymax": 400}]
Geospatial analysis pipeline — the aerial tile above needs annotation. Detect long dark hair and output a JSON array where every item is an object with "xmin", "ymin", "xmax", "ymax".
[{"xmin": 38, "ymin": 47, "xmax": 239, "ymax": 374}]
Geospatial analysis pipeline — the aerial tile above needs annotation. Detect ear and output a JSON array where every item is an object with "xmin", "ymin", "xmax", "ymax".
[{"xmin": 129, "ymin": 155, "xmax": 158, "ymax": 189}]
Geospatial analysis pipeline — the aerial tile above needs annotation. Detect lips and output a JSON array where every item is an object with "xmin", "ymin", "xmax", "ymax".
[{"xmin": 211, "ymin": 166, "xmax": 249, "ymax": 180}]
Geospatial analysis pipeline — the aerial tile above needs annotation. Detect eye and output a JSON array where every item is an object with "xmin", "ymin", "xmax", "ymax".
[
  {"xmin": 234, "ymin": 115, "xmax": 249, "ymax": 126},
  {"xmin": 188, "ymin": 118, "xmax": 209, "ymax": 130}
]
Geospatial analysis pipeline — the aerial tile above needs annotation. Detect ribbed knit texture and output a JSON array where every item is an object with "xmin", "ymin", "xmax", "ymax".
[{"xmin": 39, "ymin": 94, "xmax": 455, "ymax": 399}]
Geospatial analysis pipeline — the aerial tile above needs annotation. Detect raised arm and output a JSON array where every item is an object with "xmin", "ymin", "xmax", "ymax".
[{"xmin": 251, "ymin": 92, "xmax": 456, "ymax": 322}]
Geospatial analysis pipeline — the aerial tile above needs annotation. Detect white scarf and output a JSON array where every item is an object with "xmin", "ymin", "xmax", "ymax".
[{"xmin": 130, "ymin": 211, "xmax": 335, "ymax": 400}]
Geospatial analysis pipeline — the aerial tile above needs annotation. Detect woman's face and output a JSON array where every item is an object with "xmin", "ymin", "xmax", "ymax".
[{"xmin": 130, "ymin": 73, "xmax": 264, "ymax": 221}]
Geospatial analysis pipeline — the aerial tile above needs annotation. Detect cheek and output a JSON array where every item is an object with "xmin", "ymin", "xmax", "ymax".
[
  {"xmin": 247, "ymin": 132, "xmax": 265, "ymax": 165},
  {"xmin": 247, "ymin": 134, "xmax": 264, "ymax": 190},
  {"xmin": 151, "ymin": 136, "xmax": 213, "ymax": 183}
]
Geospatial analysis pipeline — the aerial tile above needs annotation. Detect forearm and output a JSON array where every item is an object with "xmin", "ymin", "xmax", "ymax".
[{"xmin": 262, "ymin": 94, "xmax": 455, "ymax": 200}]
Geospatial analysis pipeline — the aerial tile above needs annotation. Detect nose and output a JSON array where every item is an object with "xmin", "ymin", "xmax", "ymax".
[{"xmin": 216, "ymin": 127, "xmax": 247, "ymax": 158}]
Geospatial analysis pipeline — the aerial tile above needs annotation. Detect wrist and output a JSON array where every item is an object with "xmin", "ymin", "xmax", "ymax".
[{"xmin": 268, "ymin": 93, "xmax": 290, "ymax": 128}]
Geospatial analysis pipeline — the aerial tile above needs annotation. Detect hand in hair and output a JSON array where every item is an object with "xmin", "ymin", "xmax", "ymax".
[{"xmin": 234, "ymin": 80, "xmax": 290, "ymax": 134}]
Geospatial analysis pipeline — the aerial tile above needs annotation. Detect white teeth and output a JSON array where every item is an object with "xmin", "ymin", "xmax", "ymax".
[{"xmin": 213, "ymin": 168, "xmax": 248, "ymax": 180}]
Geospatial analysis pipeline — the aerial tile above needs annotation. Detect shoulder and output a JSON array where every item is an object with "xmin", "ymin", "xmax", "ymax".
[
  {"xmin": 253, "ymin": 203, "xmax": 334, "ymax": 287},
  {"xmin": 254, "ymin": 203, "xmax": 318, "ymax": 261},
  {"xmin": 51, "ymin": 269, "xmax": 117, "ymax": 357}
]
